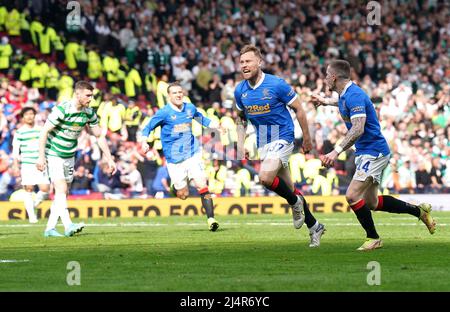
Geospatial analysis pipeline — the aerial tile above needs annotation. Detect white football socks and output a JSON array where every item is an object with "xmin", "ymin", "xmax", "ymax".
[
  {"xmin": 34, "ymin": 191, "xmax": 49, "ymax": 208},
  {"xmin": 46, "ymin": 201, "xmax": 59, "ymax": 231},
  {"xmin": 24, "ymin": 191, "xmax": 37, "ymax": 222},
  {"xmin": 54, "ymin": 193, "xmax": 73, "ymax": 231}
]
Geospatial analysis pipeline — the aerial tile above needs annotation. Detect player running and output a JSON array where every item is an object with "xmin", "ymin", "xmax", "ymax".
[
  {"xmin": 312, "ymin": 60, "xmax": 436, "ymax": 251},
  {"xmin": 141, "ymin": 82, "xmax": 220, "ymax": 231},
  {"xmin": 36, "ymin": 81, "xmax": 117, "ymax": 237},
  {"xmin": 234, "ymin": 44, "xmax": 325, "ymax": 247},
  {"xmin": 12, "ymin": 107, "xmax": 50, "ymax": 223}
]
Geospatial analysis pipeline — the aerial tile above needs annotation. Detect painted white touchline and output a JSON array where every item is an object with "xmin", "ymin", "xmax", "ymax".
[
  {"xmin": 0, "ymin": 222, "xmax": 447, "ymax": 227},
  {"xmin": 0, "ymin": 260, "xmax": 31, "ymax": 263}
]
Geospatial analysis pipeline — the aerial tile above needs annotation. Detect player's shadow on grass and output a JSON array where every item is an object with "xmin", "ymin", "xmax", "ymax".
[{"xmin": 188, "ymin": 228, "xmax": 228, "ymax": 232}]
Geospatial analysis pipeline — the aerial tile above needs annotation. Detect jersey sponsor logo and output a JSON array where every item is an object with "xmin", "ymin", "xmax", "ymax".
[
  {"xmin": 245, "ymin": 103, "xmax": 271, "ymax": 115},
  {"xmin": 261, "ymin": 88, "xmax": 272, "ymax": 100},
  {"xmin": 172, "ymin": 123, "xmax": 191, "ymax": 133},
  {"xmin": 63, "ymin": 129, "xmax": 80, "ymax": 137}
]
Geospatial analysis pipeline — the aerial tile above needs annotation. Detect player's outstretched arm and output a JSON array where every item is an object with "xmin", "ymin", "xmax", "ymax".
[
  {"xmin": 139, "ymin": 111, "xmax": 164, "ymax": 153},
  {"xmin": 90, "ymin": 124, "xmax": 117, "ymax": 175},
  {"xmin": 289, "ymin": 97, "xmax": 313, "ymax": 153},
  {"xmin": 321, "ymin": 116, "xmax": 366, "ymax": 168},
  {"xmin": 311, "ymin": 94, "xmax": 338, "ymax": 107},
  {"xmin": 36, "ymin": 121, "xmax": 55, "ymax": 172}
]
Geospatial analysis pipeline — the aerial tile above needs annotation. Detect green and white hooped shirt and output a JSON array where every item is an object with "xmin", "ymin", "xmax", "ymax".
[
  {"xmin": 12, "ymin": 125, "xmax": 41, "ymax": 165},
  {"xmin": 46, "ymin": 100, "xmax": 99, "ymax": 159}
]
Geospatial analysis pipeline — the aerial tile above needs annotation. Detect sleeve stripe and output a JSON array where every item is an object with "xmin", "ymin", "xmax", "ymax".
[
  {"xmin": 235, "ymin": 103, "xmax": 243, "ymax": 111},
  {"xmin": 350, "ymin": 114, "xmax": 367, "ymax": 119},
  {"xmin": 286, "ymin": 94, "xmax": 298, "ymax": 106}
]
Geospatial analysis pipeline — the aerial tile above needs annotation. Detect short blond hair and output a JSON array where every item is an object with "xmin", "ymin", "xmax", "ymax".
[
  {"xmin": 167, "ymin": 81, "xmax": 182, "ymax": 94},
  {"xmin": 240, "ymin": 44, "xmax": 263, "ymax": 59}
]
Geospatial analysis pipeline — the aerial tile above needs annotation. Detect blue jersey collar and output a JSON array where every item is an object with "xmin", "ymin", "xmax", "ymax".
[
  {"xmin": 248, "ymin": 72, "xmax": 265, "ymax": 90},
  {"xmin": 168, "ymin": 102, "xmax": 184, "ymax": 112},
  {"xmin": 340, "ymin": 81, "xmax": 353, "ymax": 97}
]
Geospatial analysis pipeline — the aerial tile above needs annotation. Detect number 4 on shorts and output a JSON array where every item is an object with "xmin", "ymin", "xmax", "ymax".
[{"xmin": 357, "ymin": 160, "xmax": 370, "ymax": 172}]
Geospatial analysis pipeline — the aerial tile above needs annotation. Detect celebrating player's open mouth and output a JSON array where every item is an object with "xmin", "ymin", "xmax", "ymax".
[
  {"xmin": 241, "ymin": 68, "xmax": 253, "ymax": 80},
  {"xmin": 170, "ymin": 89, "xmax": 184, "ymax": 106}
]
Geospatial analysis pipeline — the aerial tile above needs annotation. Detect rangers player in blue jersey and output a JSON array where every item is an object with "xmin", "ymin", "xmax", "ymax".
[
  {"xmin": 235, "ymin": 45, "xmax": 326, "ymax": 248},
  {"xmin": 141, "ymin": 82, "xmax": 220, "ymax": 231},
  {"xmin": 313, "ymin": 60, "xmax": 436, "ymax": 251}
]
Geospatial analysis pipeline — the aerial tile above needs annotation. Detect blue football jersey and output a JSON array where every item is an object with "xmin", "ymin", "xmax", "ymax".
[
  {"xmin": 142, "ymin": 102, "xmax": 211, "ymax": 164},
  {"xmin": 234, "ymin": 73, "xmax": 297, "ymax": 147},
  {"xmin": 338, "ymin": 82, "xmax": 390, "ymax": 157}
]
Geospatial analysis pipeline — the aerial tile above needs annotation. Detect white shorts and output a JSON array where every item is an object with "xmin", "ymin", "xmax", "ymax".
[
  {"xmin": 166, "ymin": 153, "xmax": 206, "ymax": 190},
  {"xmin": 353, "ymin": 153, "xmax": 390, "ymax": 184},
  {"xmin": 258, "ymin": 140, "xmax": 294, "ymax": 168},
  {"xmin": 21, "ymin": 163, "xmax": 50, "ymax": 186},
  {"xmin": 47, "ymin": 156, "xmax": 75, "ymax": 184}
]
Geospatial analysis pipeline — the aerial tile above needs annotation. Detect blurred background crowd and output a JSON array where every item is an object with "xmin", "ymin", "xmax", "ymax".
[{"xmin": 0, "ymin": 0, "xmax": 449, "ymax": 200}]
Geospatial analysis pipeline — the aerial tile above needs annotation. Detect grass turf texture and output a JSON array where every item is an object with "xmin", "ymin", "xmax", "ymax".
[{"xmin": 0, "ymin": 212, "xmax": 449, "ymax": 291}]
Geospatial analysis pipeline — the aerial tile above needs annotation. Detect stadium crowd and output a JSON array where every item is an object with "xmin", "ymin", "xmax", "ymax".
[{"xmin": 0, "ymin": 0, "xmax": 449, "ymax": 200}]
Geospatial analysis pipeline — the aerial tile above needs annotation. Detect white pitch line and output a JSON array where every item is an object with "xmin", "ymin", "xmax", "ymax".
[
  {"xmin": 0, "ymin": 222, "xmax": 447, "ymax": 228},
  {"xmin": 0, "ymin": 260, "xmax": 30, "ymax": 263}
]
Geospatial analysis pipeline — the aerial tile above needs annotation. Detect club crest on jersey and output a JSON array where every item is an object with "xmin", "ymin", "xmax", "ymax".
[
  {"xmin": 171, "ymin": 115, "xmax": 177, "ymax": 120},
  {"xmin": 261, "ymin": 88, "xmax": 272, "ymax": 100},
  {"xmin": 71, "ymin": 123, "xmax": 82, "ymax": 131},
  {"xmin": 186, "ymin": 109, "xmax": 193, "ymax": 118}
]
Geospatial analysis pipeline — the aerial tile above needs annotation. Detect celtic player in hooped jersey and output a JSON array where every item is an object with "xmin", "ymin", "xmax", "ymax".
[
  {"xmin": 12, "ymin": 107, "xmax": 50, "ymax": 223},
  {"xmin": 36, "ymin": 81, "xmax": 117, "ymax": 237}
]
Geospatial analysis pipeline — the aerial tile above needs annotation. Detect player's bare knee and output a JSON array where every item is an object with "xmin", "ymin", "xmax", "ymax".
[
  {"xmin": 259, "ymin": 173, "xmax": 275, "ymax": 188},
  {"xmin": 40, "ymin": 185, "xmax": 50, "ymax": 193},
  {"xmin": 345, "ymin": 192, "xmax": 360, "ymax": 205},
  {"xmin": 177, "ymin": 188, "xmax": 189, "ymax": 200},
  {"xmin": 24, "ymin": 186, "xmax": 34, "ymax": 192},
  {"xmin": 176, "ymin": 191, "xmax": 185, "ymax": 200},
  {"xmin": 259, "ymin": 177, "xmax": 272, "ymax": 188}
]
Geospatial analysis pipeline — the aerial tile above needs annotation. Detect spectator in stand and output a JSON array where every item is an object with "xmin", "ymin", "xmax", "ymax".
[
  {"xmin": 120, "ymin": 161, "xmax": 144, "ymax": 198},
  {"xmin": 397, "ymin": 160, "xmax": 417, "ymax": 194},
  {"xmin": 151, "ymin": 157, "xmax": 170, "ymax": 198},
  {"xmin": 71, "ymin": 165, "xmax": 94, "ymax": 195},
  {"xmin": 430, "ymin": 158, "xmax": 444, "ymax": 193},
  {"xmin": 138, "ymin": 145, "xmax": 161, "ymax": 197},
  {"xmin": 416, "ymin": 162, "xmax": 432, "ymax": 194},
  {"xmin": 0, "ymin": 1, "xmax": 448, "ymax": 199}
]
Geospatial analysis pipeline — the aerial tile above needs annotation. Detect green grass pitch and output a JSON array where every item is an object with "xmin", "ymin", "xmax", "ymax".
[{"xmin": 1, "ymin": 212, "xmax": 449, "ymax": 291}]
